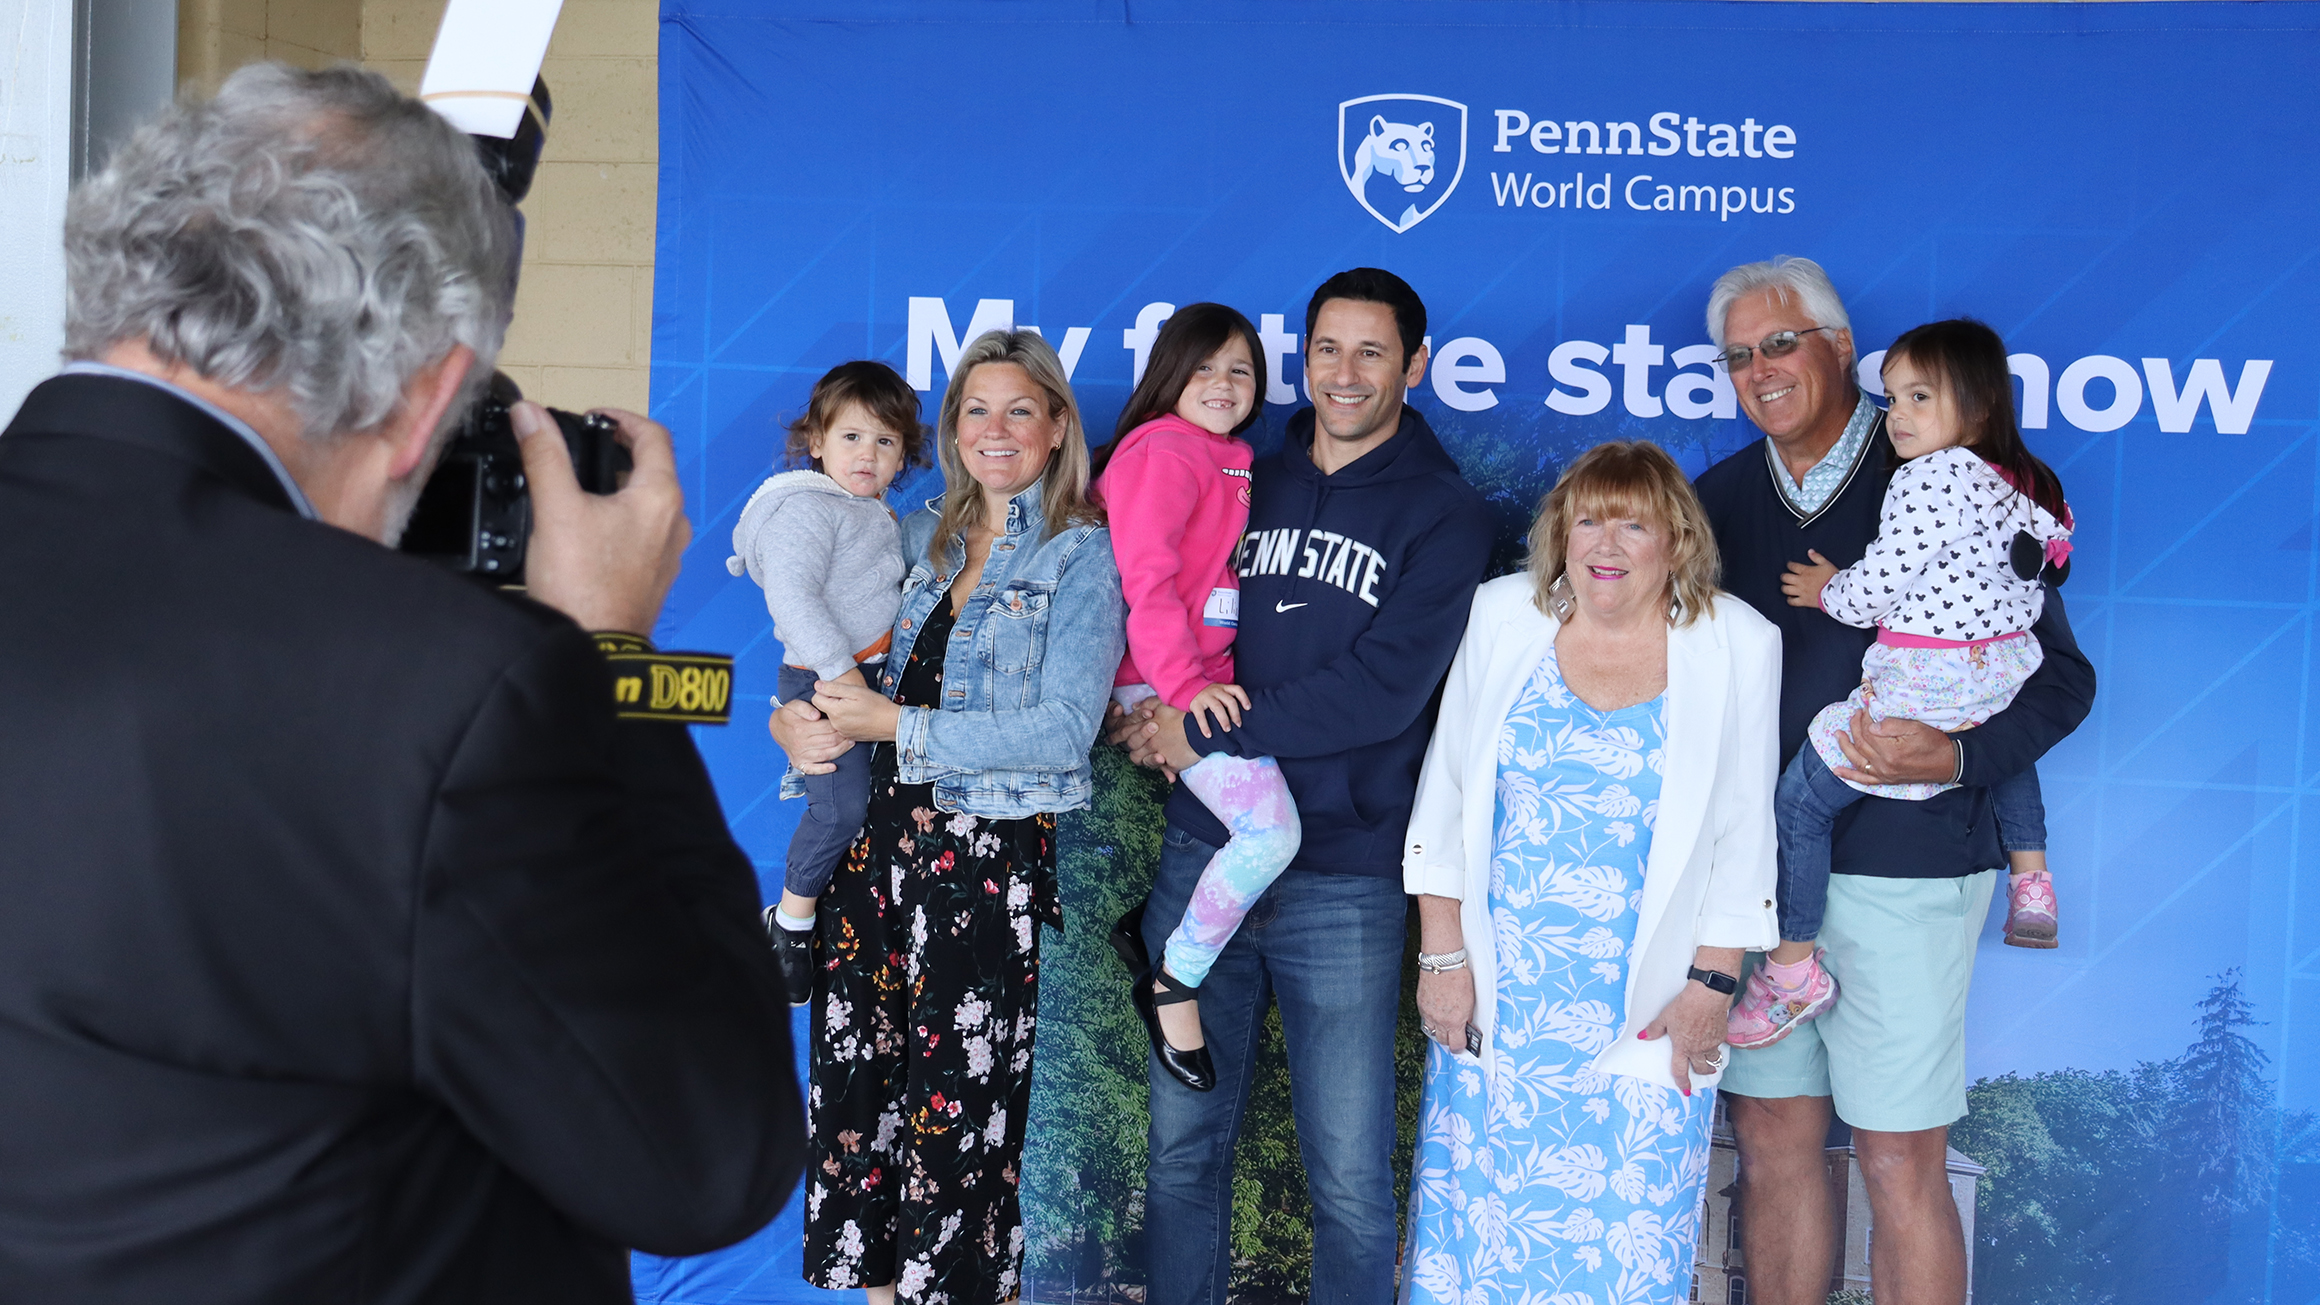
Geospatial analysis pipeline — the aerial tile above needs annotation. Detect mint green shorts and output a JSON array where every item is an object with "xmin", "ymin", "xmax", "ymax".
[{"xmin": 1721, "ymin": 869, "xmax": 1998, "ymax": 1133}]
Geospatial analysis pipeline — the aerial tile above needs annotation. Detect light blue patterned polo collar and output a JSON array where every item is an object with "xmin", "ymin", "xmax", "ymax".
[{"xmin": 1765, "ymin": 390, "xmax": 1879, "ymax": 522}]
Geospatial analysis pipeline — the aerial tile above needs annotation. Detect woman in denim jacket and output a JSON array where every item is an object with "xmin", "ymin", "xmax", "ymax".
[{"xmin": 771, "ymin": 329, "xmax": 1125, "ymax": 1305}]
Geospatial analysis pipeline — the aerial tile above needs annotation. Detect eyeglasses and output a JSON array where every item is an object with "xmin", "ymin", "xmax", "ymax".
[{"xmin": 1711, "ymin": 326, "xmax": 1837, "ymax": 371}]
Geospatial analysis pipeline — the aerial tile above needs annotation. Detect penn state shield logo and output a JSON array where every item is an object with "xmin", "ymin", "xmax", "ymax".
[{"xmin": 1338, "ymin": 94, "xmax": 1468, "ymax": 233}]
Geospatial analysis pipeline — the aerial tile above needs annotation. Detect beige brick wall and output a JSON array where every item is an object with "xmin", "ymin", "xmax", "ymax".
[
  {"xmin": 366, "ymin": 0, "xmax": 659, "ymax": 415},
  {"xmin": 178, "ymin": 0, "xmax": 363, "ymax": 91},
  {"xmin": 177, "ymin": 0, "xmax": 661, "ymax": 416}
]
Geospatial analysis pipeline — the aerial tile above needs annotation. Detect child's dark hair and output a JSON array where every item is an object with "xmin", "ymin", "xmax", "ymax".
[
  {"xmin": 1089, "ymin": 303, "xmax": 1267, "ymax": 479},
  {"xmin": 784, "ymin": 360, "xmax": 930, "ymax": 471},
  {"xmin": 1882, "ymin": 318, "xmax": 2066, "ymax": 521}
]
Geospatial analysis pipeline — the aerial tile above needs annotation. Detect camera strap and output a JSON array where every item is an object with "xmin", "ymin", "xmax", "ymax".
[{"xmin": 592, "ymin": 633, "xmax": 734, "ymax": 726}]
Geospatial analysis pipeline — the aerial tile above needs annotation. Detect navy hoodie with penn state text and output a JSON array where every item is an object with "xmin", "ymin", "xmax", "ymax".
[{"xmin": 1174, "ymin": 404, "xmax": 1494, "ymax": 878}]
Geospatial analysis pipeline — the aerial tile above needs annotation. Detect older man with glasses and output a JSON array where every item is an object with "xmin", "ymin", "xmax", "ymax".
[{"xmin": 1691, "ymin": 257, "xmax": 2095, "ymax": 1305}]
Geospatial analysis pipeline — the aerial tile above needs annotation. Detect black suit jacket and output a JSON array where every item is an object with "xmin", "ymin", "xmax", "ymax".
[{"xmin": 0, "ymin": 376, "xmax": 802, "ymax": 1303}]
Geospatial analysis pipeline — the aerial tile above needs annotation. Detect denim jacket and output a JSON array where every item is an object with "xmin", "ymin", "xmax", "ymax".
[{"xmin": 878, "ymin": 485, "xmax": 1124, "ymax": 818}]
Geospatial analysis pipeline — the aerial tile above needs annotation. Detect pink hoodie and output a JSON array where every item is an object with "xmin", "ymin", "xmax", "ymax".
[{"xmin": 1090, "ymin": 413, "xmax": 1254, "ymax": 710}]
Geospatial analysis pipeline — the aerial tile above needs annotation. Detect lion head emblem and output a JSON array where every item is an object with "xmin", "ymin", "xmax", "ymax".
[
  {"xmin": 1337, "ymin": 95, "xmax": 1467, "ymax": 233},
  {"xmin": 1352, "ymin": 116, "xmax": 1436, "ymax": 193}
]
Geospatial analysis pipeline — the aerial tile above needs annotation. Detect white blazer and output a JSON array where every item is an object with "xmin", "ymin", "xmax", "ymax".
[{"xmin": 1403, "ymin": 574, "xmax": 1782, "ymax": 1093}]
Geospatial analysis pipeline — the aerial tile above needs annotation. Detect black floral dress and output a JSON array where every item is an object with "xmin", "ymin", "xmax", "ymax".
[{"xmin": 803, "ymin": 588, "xmax": 1059, "ymax": 1305}]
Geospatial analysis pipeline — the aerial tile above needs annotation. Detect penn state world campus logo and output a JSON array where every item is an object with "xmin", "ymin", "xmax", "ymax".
[{"xmin": 1338, "ymin": 94, "xmax": 1468, "ymax": 233}]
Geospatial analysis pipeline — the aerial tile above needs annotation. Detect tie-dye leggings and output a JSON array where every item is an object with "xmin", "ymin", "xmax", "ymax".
[{"xmin": 1163, "ymin": 750, "xmax": 1301, "ymax": 988}]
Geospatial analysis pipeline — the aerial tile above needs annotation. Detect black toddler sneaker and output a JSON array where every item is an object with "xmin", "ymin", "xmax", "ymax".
[{"xmin": 763, "ymin": 905, "xmax": 815, "ymax": 1006}]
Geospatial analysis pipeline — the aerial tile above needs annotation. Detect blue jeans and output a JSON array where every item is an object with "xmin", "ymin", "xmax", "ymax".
[
  {"xmin": 1992, "ymin": 765, "xmax": 2047, "ymax": 853},
  {"xmin": 776, "ymin": 664, "xmax": 871, "ymax": 899},
  {"xmin": 1773, "ymin": 744, "xmax": 1864, "ymax": 943},
  {"xmin": 1141, "ymin": 823, "xmax": 1405, "ymax": 1305},
  {"xmin": 1778, "ymin": 747, "xmax": 2053, "ymax": 941}
]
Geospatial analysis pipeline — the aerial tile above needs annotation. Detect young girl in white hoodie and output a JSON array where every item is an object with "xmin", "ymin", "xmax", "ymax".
[{"xmin": 1731, "ymin": 318, "xmax": 2074, "ymax": 1049}]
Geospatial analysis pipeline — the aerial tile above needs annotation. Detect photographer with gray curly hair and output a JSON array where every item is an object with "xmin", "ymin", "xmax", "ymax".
[{"xmin": 0, "ymin": 64, "xmax": 800, "ymax": 1304}]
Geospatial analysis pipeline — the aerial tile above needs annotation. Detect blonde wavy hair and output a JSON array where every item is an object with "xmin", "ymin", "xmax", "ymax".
[
  {"xmin": 928, "ymin": 329, "xmax": 1104, "ymax": 567},
  {"xmin": 1527, "ymin": 440, "xmax": 1722, "ymax": 627}
]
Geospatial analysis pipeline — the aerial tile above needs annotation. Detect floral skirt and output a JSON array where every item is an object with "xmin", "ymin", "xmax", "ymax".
[
  {"xmin": 1808, "ymin": 632, "xmax": 2044, "ymax": 800},
  {"xmin": 802, "ymin": 743, "xmax": 1058, "ymax": 1305}
]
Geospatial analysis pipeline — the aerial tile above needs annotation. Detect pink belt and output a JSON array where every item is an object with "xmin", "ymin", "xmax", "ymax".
[{"xmin": 1876, "ymin": 627, "xmax": 2031, "ymax": 650}]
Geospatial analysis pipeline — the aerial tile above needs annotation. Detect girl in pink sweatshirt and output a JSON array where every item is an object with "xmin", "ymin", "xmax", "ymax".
[{"xmin": 1092, "ymin": 304, "xmax": 1298, "ymax": 1093}]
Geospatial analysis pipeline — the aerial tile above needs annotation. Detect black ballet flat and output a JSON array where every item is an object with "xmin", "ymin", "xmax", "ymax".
[
  {"xmin": 1132, "ymin": 961, "xmax": 1216, "ymax": 1093},
  {"xmin": 1110, "ymin": 905, "xmax": 1215, "ymax": 1092},
  {"xmin": 1109, "ymin": 904, "xmax": 1152, "ymax": 976}
]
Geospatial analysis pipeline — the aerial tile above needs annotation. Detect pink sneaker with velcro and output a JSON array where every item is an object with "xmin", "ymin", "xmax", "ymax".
[
  {"xmin": 2005, "ymin": 871, "xmax": 2059, "ymax": 949},
  {"xmin": 1726, "ymin": 950, "xmax": 1839, "ymax": 1050}
]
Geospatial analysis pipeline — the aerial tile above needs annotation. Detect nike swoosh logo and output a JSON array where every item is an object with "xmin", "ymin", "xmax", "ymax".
[{"xmin": 1274, "ymin": 601, "xmax": 1309, "ymax": 613}]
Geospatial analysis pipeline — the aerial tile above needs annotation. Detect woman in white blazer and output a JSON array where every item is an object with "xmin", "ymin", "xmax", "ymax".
[{"xmin": 1399, "ymin": 441, "xmax": 1781, "ymax": 1305}]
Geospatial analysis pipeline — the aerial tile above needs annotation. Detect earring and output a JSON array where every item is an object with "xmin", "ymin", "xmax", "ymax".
[{"xmin": 1549, "ymin": 571, "xmax": 1575, "ymax": 621}]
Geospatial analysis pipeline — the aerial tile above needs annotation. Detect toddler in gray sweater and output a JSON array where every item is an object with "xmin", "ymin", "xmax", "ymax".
[{"xmin": 726, "ymin": 361, "xmax": 926, "ymax": 1003}]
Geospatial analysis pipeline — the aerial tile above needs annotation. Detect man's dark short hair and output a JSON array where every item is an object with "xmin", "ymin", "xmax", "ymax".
[{"xmin": 1305, "ymin": 268, "xmax": 1427, "ymax": 366}]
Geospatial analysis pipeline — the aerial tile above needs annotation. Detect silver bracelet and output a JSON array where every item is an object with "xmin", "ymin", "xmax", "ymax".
[{"xmin": 1417, "ymin": 948, "xmax": 1469, "ymax": 974}]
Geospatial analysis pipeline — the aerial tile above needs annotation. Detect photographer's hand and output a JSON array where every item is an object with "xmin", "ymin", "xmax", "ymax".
[{"xmin": 516, "ymin": 403, "xmax": 688, "ymax": 637}]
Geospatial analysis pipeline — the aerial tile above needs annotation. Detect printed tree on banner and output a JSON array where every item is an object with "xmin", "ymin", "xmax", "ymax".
[
  {"xmin": 1425, "ymin": 407, "xmax": 1739, "ymax": 582},
  {"xmin": 1953, "ymin": 970, "xmax": 2320, "ymax": 1305},
  {"xmin": 2176, "ymin": 970, "xmax": 2274, "ymax": 1220},
  {"xmin": 1952, "ymin": 1061, "xmax": 2174, "ymax": 1301},
  {"xmin": 1021, "ymin": 745, "xmax": 1171, "ymax": 1297},
  {"xmin": 2132, "ymin": 969, "xmax": 2275, "ymax": 1302}
]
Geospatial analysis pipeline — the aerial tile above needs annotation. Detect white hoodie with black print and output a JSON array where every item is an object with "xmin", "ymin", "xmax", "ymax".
[{"xmin": 1820, "ymin": 445, "xmax": 2072, "ymax": 642}]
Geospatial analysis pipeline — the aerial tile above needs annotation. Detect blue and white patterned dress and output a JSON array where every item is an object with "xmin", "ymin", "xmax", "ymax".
[{"xmin": 1404, "ymin": 646, "xmax": 1714, "ymax": 1305}]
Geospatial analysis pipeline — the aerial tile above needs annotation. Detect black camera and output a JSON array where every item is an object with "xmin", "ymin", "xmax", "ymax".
[
  {"xmin": 397, "ymin": 76, "xmax": 633, "ymax": 586},
  {"xmin": 399, "ymin": 371, "xmax": 629, "ymax": 582}
]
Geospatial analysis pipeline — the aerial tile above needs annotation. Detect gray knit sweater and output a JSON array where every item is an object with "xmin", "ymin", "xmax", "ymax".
[{"xmin": 725, "ymin": 471, "xmax": 905, "ymax": 680}]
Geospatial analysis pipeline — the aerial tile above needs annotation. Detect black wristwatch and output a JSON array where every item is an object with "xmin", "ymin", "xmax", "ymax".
[{"xmin": 1687, "ymin": 966, "xmax": 1738, "ymax": 995}]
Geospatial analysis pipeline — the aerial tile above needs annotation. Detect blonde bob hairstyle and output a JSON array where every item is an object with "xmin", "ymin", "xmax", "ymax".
[
  {"xmin": 928, "ymin": 329, "xmax": 1105, "ymax": 568},
  {"xmin": 1527, "ymin": 440, "xmax": 1722, "ymax": 627}
]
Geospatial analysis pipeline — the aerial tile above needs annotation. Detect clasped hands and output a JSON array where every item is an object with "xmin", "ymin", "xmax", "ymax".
[
  {"xmin": 765, "ymin": 669, "xmax": 900, "ymax": 773},
  {"xmin": 1101, "ymin": 691, "xmax": 1220, "ymax": 776}
]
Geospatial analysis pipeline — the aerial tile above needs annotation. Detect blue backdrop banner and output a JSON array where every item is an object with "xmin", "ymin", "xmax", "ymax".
[{"xmin": 633, "ymin": 3, "xmax": 2320, "ymax": 1301}]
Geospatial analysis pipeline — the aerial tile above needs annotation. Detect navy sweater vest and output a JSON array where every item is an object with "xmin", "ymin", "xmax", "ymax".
[{"xmin": 1696, "ymin": 416, "xmax": 2093, "ymax": 880}]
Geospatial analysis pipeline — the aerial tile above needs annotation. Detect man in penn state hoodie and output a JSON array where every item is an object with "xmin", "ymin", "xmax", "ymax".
[{"xmin": 1114, "ymin": 268, "xmax": 1493, "ymax": 1305}]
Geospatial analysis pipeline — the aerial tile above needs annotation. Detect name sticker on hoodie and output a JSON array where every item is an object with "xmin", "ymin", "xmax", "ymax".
[{"xmin": 1203, "ymin": 586, "xmax": 1240, "ymax": 628}]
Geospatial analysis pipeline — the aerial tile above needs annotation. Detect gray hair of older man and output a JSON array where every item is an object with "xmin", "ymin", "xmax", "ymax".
[
  {"xmin": 63, "ymin": 63, "xmax": 516, "ymax": 441},
  {"xmin": 1703, "ymin": 255, "xmax": 1853, "ymax": 352}
]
